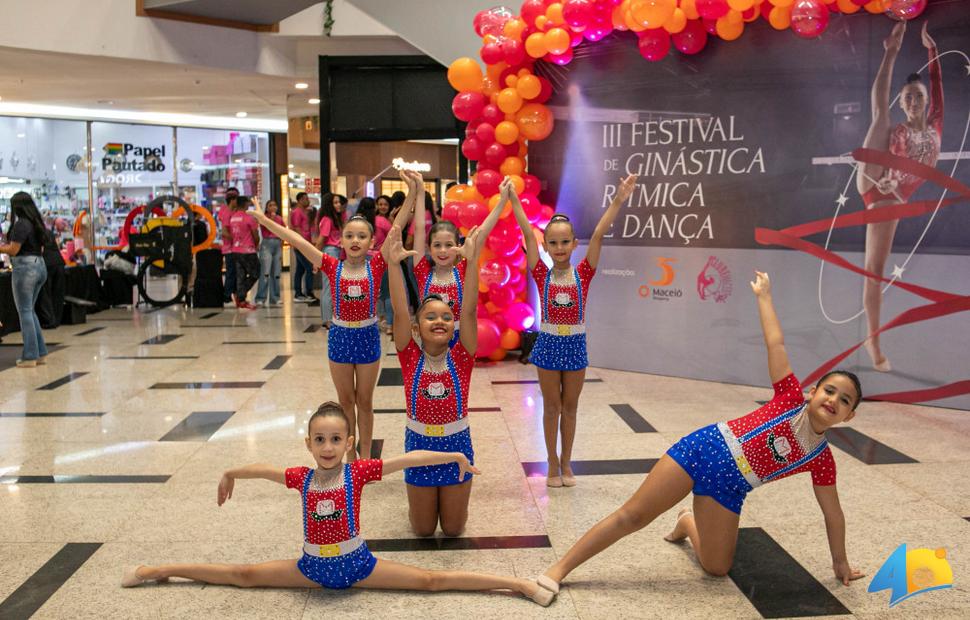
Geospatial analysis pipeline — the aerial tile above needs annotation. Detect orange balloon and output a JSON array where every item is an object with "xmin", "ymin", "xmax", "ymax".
[
  {"xmin": 495, "ymin": 120, "xmax": 520, "ymax": 145},
  {"xmin": 509, "ymin": 175, "xmax": 525, "ymax": 195},
  {"xmin": 612, "ymin": 4, "xmax": 629, "ymax": 29},
  {"xmin": 663, "ymin": 7, "xmax": 687, "ymax": 32},
  {"xmin": 835, "ymin": 0, "xmax": 861, "ymax": 12},
  {"xmin": 485, "ymin": 301, "xmax": 500, "ymax": 315},
  {"xmin": 716, "ymin": 15, "xmax": 743, "ymax": 39},
  {"xmin": 488, "ymin": 348, "xmax": 507, "ymax": 362},
  {"xmin": 483, "ymin": 34, "xmax": 500, "ymax": 46},
  {"xmin": 768, "ymin": 0, "xmax": 792, "ymax": 6},
  {"xmin": 503, "ymin": 17, "xmax": 527, "ymax": 40},
  {"xmin": 505, "ymin": 74, "xmax": 518, "ymax": 88},
  {"xmin": 864, "ymin": 0, "xmax": 885, "ymax": 12},
  {"xmin": 525, "ymin": 32, "xmax": 548, "ymax": 58},
  {"xmin": 768, "ymin": 5, "xmax": 791, "ymax": 28},
  {"xmin": 518, "ymin": 142, "xmax": 529, "ymax": 157},
  {"xmin": 497, "ymin": 87, "xmax": 524, "ymax": 114},
  {"xmin": 544, "ymin": 27, "xmax": 570, "ymax": 55},
  {"xmin": 480, "ymin": 279, "xmax": 491, "ymax": 294},
  {"xmin": 680, "ymin": 0, "xmax": 701, "ymax": 19},
  {"xmin": 447, "ymin": 58, "xmax": 483, "ymax": 93},
  {"xmin": 743, "ymin": 2, "xmax": 762, "ymax": 21},
  {"xmin": 727, "ymin": 0, "xmax": 754, "ymax": 10},
  {"xmin": 482, "ymin": 76, "xmax": 500, "ymax": 97},
  {"xmin": 516, "ymin": 74, "xmax": 541, "ymax": 99},
  {"xmin": 499, "ymin": 328, "xmax": 522, "ymax": 350},
  {"xmin": 545, "ymin": 2, "xmax": 565, "ymax": 24},
  {"xmin": 631, "ymin": 0, "xmax": 675, "ymax": 28},
  {"xmin": 500, "ymin": 199, "xmax": 513, "ymax": 219},
  {"xmin": 624, "ymin": 9, "xmax": 647, "ymax": 31},
  {"xmin": 480, "ymin": 246, "xmax": 496, "ymax": 261},
  {"xmin": 445, "ymin": 184, "xmax": 466, "ymax": 201},
  {"xmin": 535, "ymin": 14, "xmax": 549, "ymax": 30},
  {"xmin": 486, "ymin": 61, "xmax": 507, "ymax": 79},
  {"xmin": 488, "ymin": 194, "xmax": 502, "ymax": 211},
  {"xmin": 515, "ymin": 103, "xmax": 555, "ymax": 141},
  {"xmin": 726, "ymin": 8, "xmax": 743, "ymax": 23},
  {"xmin": 500, "ymin": 156, "xmax": 525, "ymax": 177}
]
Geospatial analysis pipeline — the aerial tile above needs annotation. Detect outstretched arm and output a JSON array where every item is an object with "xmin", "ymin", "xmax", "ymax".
[
  {"xmin": 474, "ymin": 181, "xmax": 508, "ymax": 250},
  {"xmin": 410, "ymin": 171, "xmax": 428, "ymax": 258},
  {"xmin": 217, "ymin": 463, "xmax": 286, "ymax": 506},
  {"xmin": 392, "ymin": 170, "xmax": 418, "ymax": 230},
  {"xmin": 813, "ymin": 484, "xmax": 865, "ymax": 586},
  {"xmin": 252, "ymin": 201, "xmax": 323, "ymax": 267},
  {"xmin": 507, "ymin": 180, "xmax": 539, "ymax": 270},
  {"xmin": 586, "ymin": 174, "xmax": 637, "ymax": 270},
  {"xmin": 922, "ymin": 23, "xmax": 943, "ymax": 131},
  {"xmin": 382, "ymin": 450, "xmax": 480, "ymax": 477},
  {"xmin": 873, "ymin": 21, "xmax": 905, "ymax": 120},
  {"xmin": 382, "ymin": 225, "xmax": 418, "ymax": 352},
  {"xmin": 750, "ymin": 271, "xmax": 792, "ymax": 384},
  {"xmin": 457, "ymin": 226, "xmax": 483, "ymax": 354}
]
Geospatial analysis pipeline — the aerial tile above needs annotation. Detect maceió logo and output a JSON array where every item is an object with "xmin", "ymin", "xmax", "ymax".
[{"xmin": 868, "ymin": 543, "xmax": 953, "ymax": 607}]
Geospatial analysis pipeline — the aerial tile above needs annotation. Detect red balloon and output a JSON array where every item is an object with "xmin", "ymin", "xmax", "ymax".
[
  {"xmin": 481, "ymin": 259, "xmax": 511, "ymax": 287},
  {"xmin": 523, "ymin": 174, "xmax": 541, "ymax": 195},
  {"xmin": 584, "ymin": 23, "xmax": 613, "ymax": 42},
  {"xmin": 481, "ymin": 41, "xmax": 505, "ymax": 65},
  {"xmin": 570, "ymin": 30, "xmax": 585, "ymax": 47},
  {"xmin": 504, "ymin": 141, "xmax": 521, "ymax": 157},
  {"xmin": 538, "ymin": 205, "xmax": 554, "ymax": 227},
  {"xmin": 488, "ymin": 282, "xmax": 516, "ymax": 307},
  {"xmin": 672, "ymin": 19, "xmax": 708, "ymax": 55},
  {"xmin": 475, "ymin": 169, "xmax": 503, "ymax": 197},
  {"xmin": 484, "ymin": 142, "xmax": 507, "ymax": 166},
  {"xmin": 759, "ymin": 1, "xmax": 773, "ymax": 19},
  {"xmin": 462, "ymin": 137, "xmax": 484, "ymax": 161},
  {"xmin": 501, "ymin": 38, "xmax": 527, "ymax": 65},
  {"xmin": 520, "ymin": 0, "xmax": 547, "ymax": 25},
  {"xmin": 563, "ymin": 0, "xmax": 594, "ymax": 28},
  {"xmin": 476, "ymin": 318, "xmax": 502, "ymax": 358},
  {"xmin": 885, "ymin": 0, "xmax": 927, "ymax": 20},
  {"xmin": 695, "ymin": 0, "xmax": 730, "ymax": 19},
  {"xmin": 442, "ymin": 201, "xmax": 462, "ymax": 225},
  {"xmin": 638, "ymin": 30, "xmax": 671, "ymax": 62},
  {"xmin": 481, "ymin": 103, "xmax": 504, "ymax": 126},
  {"xmin": 459, "ymin": 201, "xmax": 489, "ymax": 228},
  {"xmin": 519, "ymin": 193, "xmax": 543, "ymax": 222},
  {"xmin": 534, "ymin": 76, "xmax": 554, "ymax": 104},
  {"xmin": 790, "ymin": 0, "xmax": 829, "ymax": 38},
  {"xmin": 475, "ymin": 122, "xmax": 496, "ymax": 144},
  {"xmin": 702, "ymin": 18, "xmax": 718, "ymax": 35},
  {"xmin": 452, "ymin": 92, "xmax": 486, "ymax": 122}
]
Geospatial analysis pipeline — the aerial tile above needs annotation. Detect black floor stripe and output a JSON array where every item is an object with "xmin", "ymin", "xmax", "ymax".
[
  {"xmin": 222, "ymin": 340, "xmax": 306, "ymax": 345},
  {"xmin": 304, "ymin": 324, "xmax": 322, "ymax": 333},
  {"xmin": 150, "ymin": 381, "xmax": 265, "ymax": 389},
  {"xmin": 200, "ymin": 312, "xmax": 220, "ymax": 319},
  {"xmin": 375, "ymin": 408, "xmax": 406, "ymax": 414},
  {"xmin": 37, "ymin": 372, "xmax": 88, "ymax": 391},
  {"xmin": 0, "ymin": 475, "xmax": 170, "ymax": 484},
  {"xmin": 75, "ymin": 327, "xmax": 105, "ymax": 336},
  {"xmin": 826, "ymin": 427, "xmax": 918, "ymax": 465},
  {"xmin": 729, "ymin": 527, "xmax": 850, "ymax": 618},
  {"xmin": 140, "ymin": 334, "xmax": 182, "ymax": 345},
  {"xmin": 0, "ymin": 411, "xmax": 106, "ymax": 418},
  {"xmin": 159, "ymin": 411, "xmax": 236, "ymax": 441},
  {"xmin": 263, "ymin": 355, "xmax": 292, "ymax": 370},
  {"xmin": 378, "ymin": 368, "xmax": 404, "ymax": 386},
  {"xmin": 107, "ymin": 355, "xmax": 200, "ymax": 360},
  {"xmin": 610, "ymin": 404, "xmax": 657, "ymax": 433},
  {"xmin": 964, "ymin": 517, "xmax": 970, "ymax": 522},
  {"xmin": 521, "ymin": 459, "xmax": 657, "ymax": 477},
  {"xmin": 492, "ymin": 378, "xmax": 604, "ymax": 385},
  {"xmin": 469, "ymin": 407, "xmax": 502, "ymax": 412},
  {"xmin": 368, "ymin": 535, "xmax": 551, "ymax": 552},
  {"xmin": 180, "ymin": 324, "xmax": 248, "ymax": 328},
  {"xmin": 0, "ymin": 542, "xmax": 102, "ymax": 619},
  {"xmin": 89, "ymin": 318, "xmax": 132, "ymax": 321}
]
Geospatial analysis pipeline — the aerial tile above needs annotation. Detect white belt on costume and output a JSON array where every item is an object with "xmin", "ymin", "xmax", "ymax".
[
  {"xmin": 331, "ymin": 317, "xmax": 378, "ymax": 329},
  {"xmin": 406, "ymin": 416, "xmax": 469, "ymax": 437},
  {"xmin": 539, "ymin": 322, "xmax": 586, "ymax": 336},
  {"xmin": 303, "ymin": 536, "xmax": 365, "ymax": 557},
  {"xmin": 716, "ymin": 422, "xmax": 763, "ymax": 489}
]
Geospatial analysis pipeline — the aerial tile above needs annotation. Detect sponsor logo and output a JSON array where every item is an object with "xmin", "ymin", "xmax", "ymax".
[
  {"xmin": 101, "ymin": 142, "xmax": 167, "ymax": 172},
  {"xmin": 697, "ymin": 255, "xmax": 732, "ymax": 303},
  {"xmin": 869, "ymin": 544, "xmax": 953, "ymax": 607},
  {"xmin": 638, "ymin": 257, "xmax": 683, "ymax": 301}
]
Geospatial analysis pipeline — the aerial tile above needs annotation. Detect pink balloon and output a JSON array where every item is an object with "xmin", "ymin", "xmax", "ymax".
[
  {"xmin": 481, "ymin": 259, "xmax": 511, "ymax": 287},
  {"xmin": 476, "ymin": 319, "xmax": 502, "ymax": 358},
  {"xmin": 484, "ymin": 142, "xmax": 507, "ymax": 166},
  {"xmin": 672, "ymin": 19, "xmax": 708, "ymax": 55},
  {"xmin": 547, "ymin": 48, "xmax": 574, "ymax": 65},
  {"xmin": 481, "ymin": 104, "xmax": 504, "ymax": 126},
  {"xmin": 508, "ymin": 247, "xmax": 527, "ymax": 268},
  {"xmin": 459, "ymin": 201, "xmax": 489, "ymax": 228},
  {"xmin": 584, "ymin": 23, "xmax": 613, "ymax": 42},
  {"xmin": 507, "ymin": 268, "xmax": 525, "ymax": 292},
  {"xmin": 505, "ymin": 301, "xmax": 536, "ymax": 331},
  {"xmin": 523, "ymin": 174, "xmax": 541, "ymax": 196},
  {"xmin": 487, "ymin": 230, "xmax": 518, "ymax": 256},
  {"xmin": 489, "ymin": 282, "xmax": 516, "ymax": 307},
  {"xmin": 452, "ymin": 92, "xmax": 486, "ymax": 122},
  {"xmin": 462, "ymin": 137, "xmax": 484, "ymax": 161},
  {"xmin": 491, "ymin": 311, "xmax": 508, "ymax": 333},
  {"xmin": 790, "ymin": 0, "xmax": 829, "ymax": 39},
  {"xmin": 475, "ymin": 169, "xmax": 503, "ymax": 197},
  {"xmin": 519, "ymin": 193, "xmax": 542, "ymax": 223},
  {"xmin": 885, "ymin": 0, "xmax": 925, "ymax": 19},
  {"xmin": 570, "ymin": 30, "xmax": 585, "ymax": 47},
  {"xmin": 475, "ymin": 122, "xmax": 496, "ymax": 144},
  {"xmin": 638, "ymin": 29, "xmax": 670, "ymax": 62},
  {"xmin": 442, "ymin": 201, "xmax": 462, "ymax": 225},
  {"xmin": 538, "ymin": 205, "xmax": 554, "ymax": 227},
  {"xmin": 695, "ymin": 0, "xmax": 729, "ymax": 19},
  {"xmin": 563, "ymin": 0, "xmax": 594, "ymax": 28},
  {"xmin": 481, "ymin": 41, "xmax": 505, "ymax": 65}
]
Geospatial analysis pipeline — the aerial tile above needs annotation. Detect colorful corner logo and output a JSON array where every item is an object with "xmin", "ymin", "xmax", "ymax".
[
  {"xmin": 697, "ymin": 255, "xmax": 732, "ymax": 303},
  {"xmin": 868, "ymin": 544, "xmax": 953, "ymax": 607},
  {"xmin": 103, "ymin": 142, "xmax": 124, "ymax": 155},
  {"xmin": 639, "ymin": 257, "xmax": 683, "ymax": 300}
]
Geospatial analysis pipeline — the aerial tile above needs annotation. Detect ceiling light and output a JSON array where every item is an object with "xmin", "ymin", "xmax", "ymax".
[
  {"xmin": 0, "ymin": 102, "xmax": 287, "ymax": 132},
  {"xmin": 288, "ymin": 164, "xmax": 294, "ymax": 168},
  {"xmin": 235, "ymin": 111, "xmax": 248, "ymax": 118},
  {"xmin": 16, "ymin": 133, "xmax": 25, "ymax": 138},
  {"xmin": 295, "ymin": 82, "xmax": 309, "ymax": 90},
  {"xmin": 308, "ymin": 98, "xmax": 320, "ymax": 105}
]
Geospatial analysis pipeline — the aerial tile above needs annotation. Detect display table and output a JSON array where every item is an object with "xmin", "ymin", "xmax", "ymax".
[{"xmin": 0, "ymin": 265, "xmax": 105, "ymax": 336}]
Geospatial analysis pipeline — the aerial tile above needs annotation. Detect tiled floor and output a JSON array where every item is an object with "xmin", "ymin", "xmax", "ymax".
[{"xmin": 0, "ymin": 294, "xmax": 968, "ymax": 619}]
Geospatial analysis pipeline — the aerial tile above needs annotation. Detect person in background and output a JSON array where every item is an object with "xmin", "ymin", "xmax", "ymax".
[
  {"xmin": 0, "ymin": 192, "xmax": 49, "ymax": 367},
  {"xmin": 218, "ymin": 187, "xmax": 240, "ymax": 305},
  {"xmin": 289, "ymin": 192, "xmax": 315, "ymax": 302},
  {"xmin": 226, "ymin": 195, "xmax": 261, "ymax": 310},
  {"xmin": 255, "ymin": 199, "xmax": 284, "ymax": 306}
]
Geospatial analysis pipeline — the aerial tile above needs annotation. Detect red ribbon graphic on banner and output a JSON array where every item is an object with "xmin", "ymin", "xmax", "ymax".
[{"xmin": 755, "ymin": 148, "xmax": 970, "ymax": 404}]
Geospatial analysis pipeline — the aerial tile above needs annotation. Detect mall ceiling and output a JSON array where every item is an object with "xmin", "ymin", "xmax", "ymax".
[{"xmin": 143, "ymin": 0, "xmax": 320, "ymax": 27}]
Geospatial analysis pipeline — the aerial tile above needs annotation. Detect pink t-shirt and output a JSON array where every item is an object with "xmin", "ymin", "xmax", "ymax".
[
  {"xmin": 318, "ymin": 216, "xmax": 343, "ymax": 248},
  {"xmin": 228, "ymin": 211, "xmax": 258, "ymax": 254},
  {"xmin": 408, "ymin": 216, "xmax": 434, "ymax": 239},
  {"xmin": 373, "ymin": 215, "xmax": 392, "ymax": 251},
  {"xmin": 217, "ymin": 205, "xmax": 233, "ymax": 254},
  {"xmin": 259, "ymin": 213, "xmax": 285, "ymax": 239},
  {"xmin": 290, "ymin": 206, "xmax": 312, "ymax": 241}
]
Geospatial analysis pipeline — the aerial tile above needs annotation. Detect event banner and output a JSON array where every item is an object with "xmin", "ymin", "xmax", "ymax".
[{"xmin": 529, "ymin": 4, "xmax": 969, "ymax": 409}]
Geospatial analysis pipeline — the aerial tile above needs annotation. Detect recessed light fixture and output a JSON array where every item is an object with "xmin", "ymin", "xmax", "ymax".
[
  {"xmin": 235, "ymin": 111, "xmax": 248, "ymax": 118},
  {"xmin": 295, "ymin": 82, "xmax": 309, "ymax": 90},
  {"xmin": 288, "ymin": 164, "xmax": 294, "ymax": 168},
  {"xmin": 308, "ymin": 98, "xmax": 320, "ymax": 105},
  {"xmin": 16, "ymin": 133, "xmax": 25, "ymax": 138}
]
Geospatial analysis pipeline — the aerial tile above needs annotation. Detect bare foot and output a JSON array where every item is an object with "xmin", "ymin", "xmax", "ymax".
[
  {"xmin": 546, "ymin": 461, "xmax": 562, "ymax": 487},
  {"xmin": 521, "ymin": 578, "xmax": 555, "ymax": 606},
  {"xmin": 663, "ymin": 507, "xmax": 693, "ymax": 543},
  {"xmin": 561, "ymin": 464, "xmax": 576, "ymax": 487},
  {"xmin": 864, "ymin": 339, "xmax": 891, "ymax": 372}
]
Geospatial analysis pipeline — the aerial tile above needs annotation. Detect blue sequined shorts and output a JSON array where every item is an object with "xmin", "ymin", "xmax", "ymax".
[
  {"xmin": 296, "ymin": 544, "xmax": 377, "ymax": 589},
  {"xmin": 328, "ymin": 323, "xmax": 381, "ymax": 364},
  {"xmin": 666, "ymin": 424, "xmax": 753, "ymax": 515},
  {"xmin": 404, "ymin": 427, "xmax": 474, "ymax": 487},
  {"xmin": 529, "ymin": 331, "xmax": 588, "ymax": 371}
]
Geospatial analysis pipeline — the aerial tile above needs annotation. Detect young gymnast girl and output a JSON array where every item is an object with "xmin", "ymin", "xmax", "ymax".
[
  {"xmin": 383, "ymin": 223, "xmax": 484, "ymax": 537},
  {"xmin": 122, "ymin": 402, "xmax": 554, "ymax": 606},
  {"xmin": 508, "ymin": 174, "xmax": 638, "ymax": 487},
  {"xmin": 533, "ymin": 271, "xmax": 865, "ymax": 594},
  {"xmin": 253, "ymin": 201, "xmax": 410, "ymax": 461}
]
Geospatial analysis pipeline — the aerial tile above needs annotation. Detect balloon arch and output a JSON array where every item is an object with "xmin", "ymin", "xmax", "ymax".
[{"xmin": 442, "ymin": 0, "xmax": 926, "ymax": 360}]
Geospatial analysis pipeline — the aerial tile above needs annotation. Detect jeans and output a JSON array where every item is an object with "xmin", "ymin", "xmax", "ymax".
[
  {"xmin": 11, "ymin": 255, "xmax": 48, "ymax": 361},
  {"xmin": 233, "ymin": 253, "xmax": 260, "ymax": 300},
  {"xmin": 320, "ymin": 245, "xmax": 341, "ymax": 323},
  {"xmin": 255, "ymin": 238, "xmax": 282, "ymax": 303},
  {"xmin": 293, "ymin": 249, "xmax": 314, "ymax": 298},
  {"xmin": 222, "ymin": 251, "xmax": 236, "ymax": 302},
  {"xmin": 379, "ymin": 269, "xmax": 393, "ymax": 327}
]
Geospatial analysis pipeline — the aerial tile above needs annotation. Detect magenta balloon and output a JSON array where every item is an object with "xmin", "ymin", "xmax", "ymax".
[
  {"xmin": 790, "ymin": 0, "xmax": 829, "ymax": 39},
  {"xmin": 461, "ymin": 137, "xmax": 483, "ymax": 161},
  {"xmin": 452, "ymin": 92, "xmax": 486, "ymax": 122},
  {"xmin": 547, "ymin": 47, "xmax": 574, "ymax": 65},
  {"xmin": 481, "ymin": 259, "xmax": 511, "ymax": 287},
  {"xmin": 523, "ymin": 174, "xmax": 541, "ymax": 196},
  {"xmin": 505, "ymin": 301, "xmax": 536, "ymax": 331},
  {"xmin": 637, "ymin": 29, "xmax": 671, "ymax": 62},
  {"xmin": 476, "ymin": 319, "xmax": 502, "ymax": 357},
  {"xmin": 475, "ymin": 169, "xmax": 503, "ymax": 197},
  {"xmin": 695, "ymin": 0, "xmax": 729, "ymax": 19},
  {"xmin": 563, "ymin": 0, "xmax": 594, "ymax": 28},
  {"xmin": 488, "ymin": 282, "xmax": 516, "ymax": 307},
  {"xmin": 519, "ymin": 193, "xmax": 543, "ymax": 222},
  {"xmin": 672, "ymin": 19, "xmax": 708, "ymax": 55},
  {"xmin": 484, "ymin": 142, "xmax": 507, "ymax": 166},
  {"xmin": 481, "ymin": 103, "xmax": 504, "ymax": 126}
]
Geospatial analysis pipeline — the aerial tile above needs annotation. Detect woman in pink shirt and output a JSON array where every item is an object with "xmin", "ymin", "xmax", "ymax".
[
  {"xmin": 255, "ymin": 200, "xmax": 284, "ymax": 306},
  {"xmin": 315, "ymin": 193, "xmax": 347, "ymax": 326}
]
